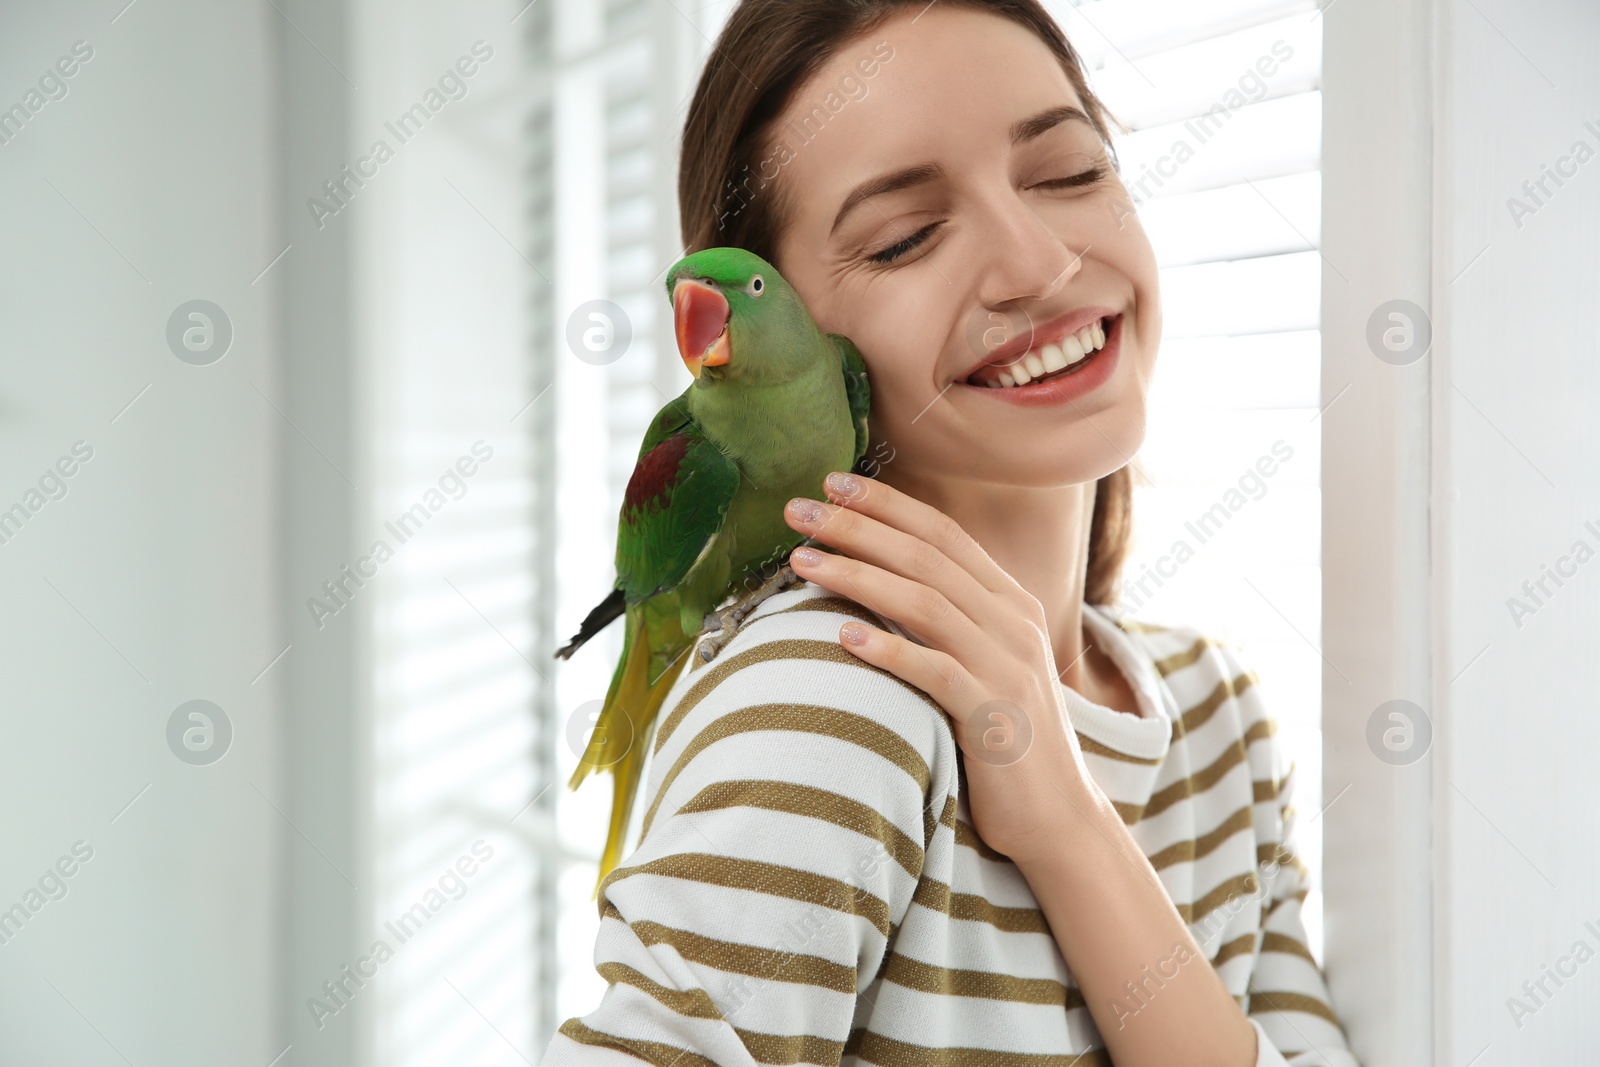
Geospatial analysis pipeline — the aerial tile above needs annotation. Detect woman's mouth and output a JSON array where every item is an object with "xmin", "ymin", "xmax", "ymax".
[
  {"xmin": 962, "ymin": 314, "xmax": 1116, "ymax": 388},
  {"xmin": 955, "ymin": 312, "xmax": 1123, "ymax": 408}
]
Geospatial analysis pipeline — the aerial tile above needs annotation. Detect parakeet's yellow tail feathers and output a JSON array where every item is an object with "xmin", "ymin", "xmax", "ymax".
[
  {"xmin": 554, "ymin": 587, "xmax": 626, "ymax": 661},
  {"xmin": 568, "ymin": 609, "xmax": 691, "ymax": 901}
]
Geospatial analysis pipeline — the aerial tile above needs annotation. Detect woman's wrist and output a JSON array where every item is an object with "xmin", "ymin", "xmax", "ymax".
[{"xmin": 1002, "ymin": 756, "xmax": 1123, "ymax": 872}]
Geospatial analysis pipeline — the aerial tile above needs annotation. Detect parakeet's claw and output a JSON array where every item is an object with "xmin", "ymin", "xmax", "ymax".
[
  {"xmin": 696, "ymin": 603, "xmax": 742, "ymax": 663},
  {"xmin": 694, "ymin": 563, "xmax": 805, "ymax": 665}
]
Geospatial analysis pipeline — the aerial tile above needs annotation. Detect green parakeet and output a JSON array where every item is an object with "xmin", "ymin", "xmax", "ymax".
[{"xmin": 552, "ymin": 246, "xmax": 872, "ymax": 898}]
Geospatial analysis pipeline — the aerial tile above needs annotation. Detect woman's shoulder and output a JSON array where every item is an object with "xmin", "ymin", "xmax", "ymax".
[
  {"xmin": 650, "ymin": 566, "xmax": 955, "ymax": 777},
  {"xmin": 639, "ymin": 567, "xmax": 958, "ymax": 852}
]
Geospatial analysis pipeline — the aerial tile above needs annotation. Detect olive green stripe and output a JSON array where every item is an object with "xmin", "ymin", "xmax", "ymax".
[
  {"xmin": 736, "ymin": 1026, "xmax": 848, "ymax": 1065},
  {"xmin": 952, "ymin": 816, "xmax": 1009, "ymax": 863},
  {"xmin": 1179, "ymin": 869, "xmax": 1262, "ymax": 926},
  {"xmin": 1110, "ymin": 617, "xmax": 1255, "ymax": 733},
  {"xmin": 845, "ymin": 1027, "xmax": 1110, "ymax": 1066},
  {"xmin": 911, "ymin": 870, "xmax": 1268, "ymax": 972},
  {"xmin": 1140, "ymin": 716, "xmax": 1276, "ymax": 823},
  {"xmin": 641, "ymin": 702, "xmax": 932, "ymax": 840},
  {"xmin": 557, "ymin": 1017, "xmax": 720, "ymax": 1067},
  {"xmin": 596, "ymin": 958, "xmax": 854, "ymax": 1065},
  {"xmin": 659, "ymin": 630, "xmax": 935, "ymax": 756},
  {"xmin": 1248, "ymin": 989, "xmax": 1342, "ymax": 1027},
  {"xmin": 885, "ymin": 951, "xmax": 1071, "ymax": 1006},
  {"xmin": 1077, "ymin": 731, "xmax": 1163, "ymax": 766},
  {"xmin": 1213, "ymin": 931, "xmax": 1258, "ymax": 969},
  {"xmin": 958, "ymin": 801, "xmax": 1149, "ymax": 850},
  {"xmin": 769, "ymin": 594, "xmax": 884, "ymax": 628},
  {"xmin": 1150, "ymin": 635, "xmax": 1214, "ymax": 676},
  {"xmin": 601, "ymin": 851, "xmax": 892, "ymax": 938},
  {"xmin": 1146, "ymin": 804, "xmax": 1255, "ymax": 871},
  {"xmin": 602, "ymin": 901, "xmax": 858, "ymax": 994},
  {"xmin": 1171, "ymin": 676, "xmax": 1233, "ymax": 741},
  {"xmin": 1259, "ymin": 930, "xmax": 1319, "ymax": 967},
  {"xmin": 924, "ymin": 793, "xmax": 957, "ymax": 853},
  {"xmin": 1110, "ymin": 798, "xmax": 1145, "ymax": 824},
  {"xmin": 684, "ymin": 588, "xmax": 889, "ymax": 681},
  {"xmin": 1263, "ymin": 889, "xmax": 1312, "ymax": 922},
  {"xmin": 911, "ymin": 877, "xmax": 1052, "ymax": 935},
  {"xmin": 567, "ymin": 1008, "xmax": 1117, "ymax": 1067},
  {"xmin": 1258, "ymin": 841, "xmax": 1310, "ymax": 880},
  {"xmin": 595, "ymin": 961, "xmax": 721, "ymax": 1019},
  {"xmin": 676, "ymin": 778, "xmax": 924, "ymax": 881}
]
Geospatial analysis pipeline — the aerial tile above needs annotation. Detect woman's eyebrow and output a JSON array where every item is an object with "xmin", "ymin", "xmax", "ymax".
[
  {"xmin": 1010, "ymin": 104, "xmax": 1093, "ymax": 145},
  {"xmin": 827, "ymin": 106, "xmax": 1092, "ymax": 238},
  {"xmin": 830, "ymin": 162, "xmax": 945, "ymax": 237}
]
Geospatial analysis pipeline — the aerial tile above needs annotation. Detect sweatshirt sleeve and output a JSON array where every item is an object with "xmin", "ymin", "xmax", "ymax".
[
  {"xmin": 1243, "ymin": 729, "xmax": 1362, "ymax": 1067},
  {"xmin": 541, "ymin": 595, "xmax": 950, "ymax": 1066}
]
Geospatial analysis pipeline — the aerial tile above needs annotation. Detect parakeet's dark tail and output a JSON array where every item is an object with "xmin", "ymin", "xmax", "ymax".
[{"xmin": 553, "ymin": 587, "xmax": 626, "ymax": 660}]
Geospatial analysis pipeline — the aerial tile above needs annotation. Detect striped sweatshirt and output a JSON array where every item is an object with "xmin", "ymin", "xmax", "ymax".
[{"xmin": 543, "ymin": 568, "xmax": 1361, "ymax": 1067}]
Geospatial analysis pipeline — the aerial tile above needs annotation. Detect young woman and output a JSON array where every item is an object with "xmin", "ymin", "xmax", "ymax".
[{"xmin": 544, "ymin": 2, "xmax": 1360, "ymax": 1065}]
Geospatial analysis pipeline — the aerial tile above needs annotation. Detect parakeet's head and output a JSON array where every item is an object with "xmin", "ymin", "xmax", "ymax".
[{"xmin": 665, "ymin": 247, "xmax": 824, "ymax": 387}]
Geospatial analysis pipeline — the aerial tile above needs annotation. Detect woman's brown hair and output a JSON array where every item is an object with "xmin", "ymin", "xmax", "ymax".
[{"xmin": 676, "ymin": 0, "xmax": 1133, "ymax": 607}]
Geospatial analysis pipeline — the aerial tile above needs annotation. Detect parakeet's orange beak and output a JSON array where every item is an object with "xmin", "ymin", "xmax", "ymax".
[{"xmin": 673, "ymin": 277, "xmax": 731, "ymax": 379}]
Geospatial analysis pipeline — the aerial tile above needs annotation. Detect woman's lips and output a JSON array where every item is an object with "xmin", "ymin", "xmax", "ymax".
[
  {"xmin": 956, "ymin": 306, "xmax": 1119, "ymax": 384},
  {"xmin": 965, "ymin": 314, "xmax": 1112, "ymax": 388},
  {"xmin": 956, "ymin": 313, "xmax": 1123, "ymax": 408}
]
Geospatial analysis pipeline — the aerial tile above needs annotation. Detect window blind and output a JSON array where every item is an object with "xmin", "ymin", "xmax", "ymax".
[{"xmin": 1056, "ymin": 0, "xmax": 1330, "ymax": 958}]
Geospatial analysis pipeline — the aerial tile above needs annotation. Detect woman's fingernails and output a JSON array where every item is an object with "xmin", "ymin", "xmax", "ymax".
[
  {"xmin": 787, "ymin": 498, "xmax": 823, "ymax": 524},
  {"xmin": 791, "ymin": 546, "xmax": 824, "ymax": 567},
  {"xmin": 840, "ymin": 622, "xmax": 870, "ymax": 646},
  {"xmin": 826, "ymin": 471, "xmax": 861, "ymax": 499}
]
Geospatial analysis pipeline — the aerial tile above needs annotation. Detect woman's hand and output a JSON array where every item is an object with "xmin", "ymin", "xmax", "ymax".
[{"xmin": 783, "ymin": 470, "xmax": 1096, "ymax": 866}]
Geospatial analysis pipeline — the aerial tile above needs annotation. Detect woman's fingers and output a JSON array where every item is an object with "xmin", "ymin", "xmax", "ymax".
[
  {"xmin": 788, "ymin": 541, "xmax": 986, "ymax": 656},
  {"xmin": 821, "ymin": 472, "xmax": 1021, "ymax": 598},
  {"xmin": 837, "ymin": 617, "xmax": 978, "ymax": 722},
  {"xmin": 784, "ymin": 495, "xmax": 1008, "ymax": 636}
]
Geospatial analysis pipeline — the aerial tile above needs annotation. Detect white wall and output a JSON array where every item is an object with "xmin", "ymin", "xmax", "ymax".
[
  {"xmin": 0, "ymin": 2, "xmax": 284, "ymax": 1063},
  {"xmin": 1433, "ymin": 0, "xmax": 1600, "ymax": 1061},
  {"xmin": 1323, "ymin": 0, "xmax": 1600, "ymax": 1063},
  {"xmin": 0, "ymin": 2, "xmax": 547, "ymax": 1063}
]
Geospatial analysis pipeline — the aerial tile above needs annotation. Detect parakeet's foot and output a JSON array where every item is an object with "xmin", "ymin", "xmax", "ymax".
[
  {"xmin": 696, "ymin": 602, "xmax": 743, "ymax": 664},
  {"xmin": 694, "ymin": 562, "xmax": 806, "ymax": 665},
  {"xmin": 729, "ymin": 562, "xmax": 800, "ymax": 629}
]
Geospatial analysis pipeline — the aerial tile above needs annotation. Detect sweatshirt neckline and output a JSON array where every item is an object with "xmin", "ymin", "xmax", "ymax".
[{"xmin": 1058, "ymin": 605, "xmax": 1173, "ymax": 761}]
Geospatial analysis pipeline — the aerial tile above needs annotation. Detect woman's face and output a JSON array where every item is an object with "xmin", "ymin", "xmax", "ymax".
[{"xmin": 768, "ymin": 5, "xmax": 1161, "ymax": 492}]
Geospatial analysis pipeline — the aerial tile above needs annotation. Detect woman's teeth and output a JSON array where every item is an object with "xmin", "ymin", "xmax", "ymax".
[{"xmin": 969, "ymin": 318, "xmax": 1109, "ymax": 388}]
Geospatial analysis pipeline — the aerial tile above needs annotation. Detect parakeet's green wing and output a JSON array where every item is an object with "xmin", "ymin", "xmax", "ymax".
[
  {"xmin": 614, "ymin": 403, "xmax": 741, "ymax": 604},
  {"xmin": 829, "ymin": 333, "xmax": 871, "ymax": 468},
  {"xmin": 635, "ymin": 387, "xmax": 692, "ymax": 461}
]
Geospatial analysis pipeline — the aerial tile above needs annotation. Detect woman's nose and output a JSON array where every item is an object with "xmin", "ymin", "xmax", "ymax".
[{"xmin": 973, "ymin": 196, "xmax": 1084, "ymax": 307}]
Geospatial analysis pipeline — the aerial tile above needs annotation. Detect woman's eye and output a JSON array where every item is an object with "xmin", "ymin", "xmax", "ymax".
[
  {"xmin": 1031, "ymin": 165, "xmax": 1108, "ymax": 191},
  {"xmin": 867, "ymin": 221, "xmax": 943, "ymax": 265}
]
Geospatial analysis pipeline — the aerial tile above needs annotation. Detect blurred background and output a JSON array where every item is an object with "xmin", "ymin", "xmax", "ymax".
[{"xmin": 0, "ymin": 0, "xmax": 1594, "ymax": 1064}]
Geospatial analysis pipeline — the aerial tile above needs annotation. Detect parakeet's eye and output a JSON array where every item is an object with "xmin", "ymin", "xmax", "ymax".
[{"xmin": 748, "ymin": 275, "xmax": 764, "ymax": 297}]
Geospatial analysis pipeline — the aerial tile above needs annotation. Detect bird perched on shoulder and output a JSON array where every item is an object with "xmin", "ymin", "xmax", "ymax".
[{"xmin": 552, "ymin": 246, "xmax": 872, "ymax": 898}]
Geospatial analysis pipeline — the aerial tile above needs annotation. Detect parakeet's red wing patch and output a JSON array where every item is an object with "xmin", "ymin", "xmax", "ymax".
[
  {"xmin": 614, "ymin": 421, "xmax": 740, "ymax": 603},
  {"xmin": 624, "ymin": 434, "xmax": 691, "ymax": 513}
]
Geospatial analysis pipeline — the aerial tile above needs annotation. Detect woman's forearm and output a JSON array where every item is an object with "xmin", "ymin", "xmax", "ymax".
[{"xmin": 1013, "ymin": 773, "xmax": 1258, "ymax": 1067}]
